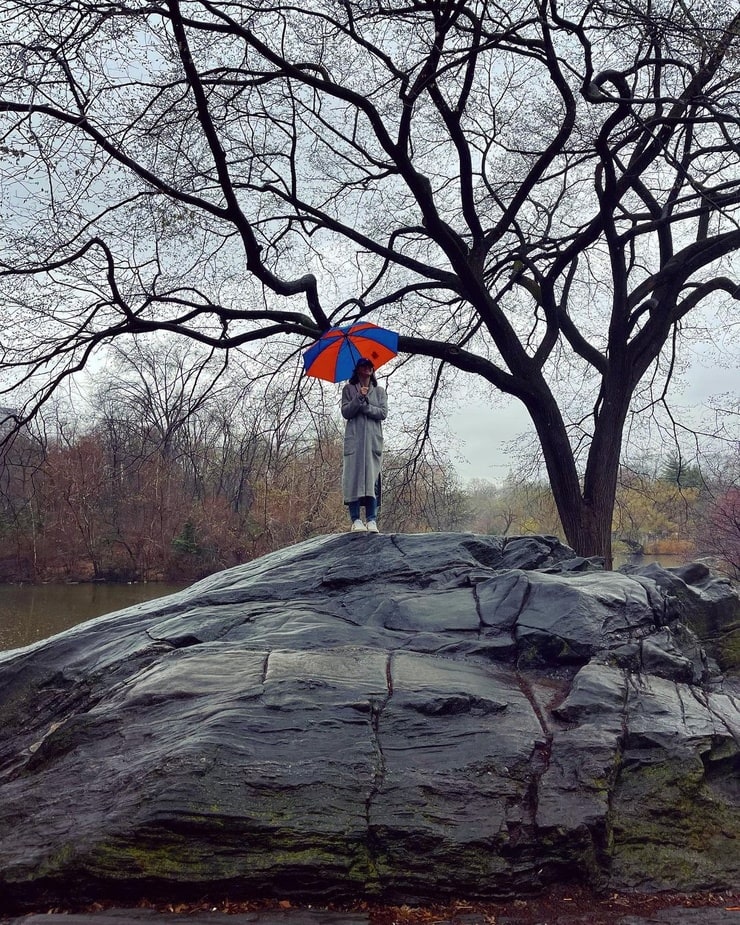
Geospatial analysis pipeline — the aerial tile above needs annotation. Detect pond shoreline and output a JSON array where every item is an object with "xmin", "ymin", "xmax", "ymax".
[{"xmin": 0, "ymin": 580, "xmax": 190, "ymax": 652}]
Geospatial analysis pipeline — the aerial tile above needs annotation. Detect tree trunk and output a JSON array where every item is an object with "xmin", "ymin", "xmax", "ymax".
[
  {"xmin": 525, "ymin": 383, "xmax": 628, "ymax": 569},
  {"xmin": 557, "ymin": 495, "xmax": 615, "ymax": 568}
]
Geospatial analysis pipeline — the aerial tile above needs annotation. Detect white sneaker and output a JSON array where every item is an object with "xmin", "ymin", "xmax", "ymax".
[
  {"xmin": 351, "ymin": 519, "xmax": 367, "ymax": 532},
  {"xmin": 366, "ymin": 520, "xmax": 379, "ymax": 533}
]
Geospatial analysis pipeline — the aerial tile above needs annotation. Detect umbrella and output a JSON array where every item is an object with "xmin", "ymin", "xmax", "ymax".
[{"xmin": 302, "ymin": 321, "xmax": 398, "ymax": 383}]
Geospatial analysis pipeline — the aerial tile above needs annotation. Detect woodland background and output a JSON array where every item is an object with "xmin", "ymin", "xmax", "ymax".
[
  {"xmin": 0, "ymin": 1, "xmax": 738, "ymax": 569},
  {"xmin": 1, "ymin": 343, "xmax": 736, "ymax": 584}
]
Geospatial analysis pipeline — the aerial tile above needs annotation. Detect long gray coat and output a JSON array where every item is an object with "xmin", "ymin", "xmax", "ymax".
[{"xmin": 341, "ymin": 382, "xmax": 388, "ymax": 502}]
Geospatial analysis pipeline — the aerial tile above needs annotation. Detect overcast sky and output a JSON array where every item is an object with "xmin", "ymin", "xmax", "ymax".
[
  {"xmin": 448, "ymin": 346, "xmax": 740, "ymax": 484},
  {"xmin": 449, "ymin": 397, "xmax": 532, "ymax": 483}
]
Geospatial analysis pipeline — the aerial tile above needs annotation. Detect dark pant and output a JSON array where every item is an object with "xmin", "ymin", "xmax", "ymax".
[{"xmin": 349, "ymin": 496, "xmax": 377, "ymax": 521}]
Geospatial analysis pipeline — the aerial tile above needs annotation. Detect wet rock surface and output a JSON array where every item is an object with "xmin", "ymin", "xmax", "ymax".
[{"xmin": 0, "ymin": 533, "xmax": 737, "ymax": 913}]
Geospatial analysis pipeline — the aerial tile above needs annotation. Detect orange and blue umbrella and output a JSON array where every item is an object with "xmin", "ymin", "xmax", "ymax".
[{"xmin": 302, "ymin": 321, "xmax": 398, "ymax": 382}]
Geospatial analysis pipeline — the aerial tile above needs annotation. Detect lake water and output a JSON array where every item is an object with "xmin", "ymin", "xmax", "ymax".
[{"xmin": 0, "ymin": 581, "xmax": 190, "ymax": 652}]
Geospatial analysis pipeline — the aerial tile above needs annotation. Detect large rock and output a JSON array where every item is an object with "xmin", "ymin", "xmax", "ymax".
[
  {"xmin": 620, "ymin": 560, "xmax": 740, "ymax": 673},
  {"xmin": 0, "ymin": 533, "xmax": 737, "ymax": 911}
]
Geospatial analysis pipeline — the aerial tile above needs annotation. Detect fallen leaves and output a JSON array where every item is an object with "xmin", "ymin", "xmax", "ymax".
[
  {"xmin": 363, "ymin": 901, "xmax": 497, "ymax": 924},
  {"xmin": 26, "ymin": 885, "xmax": 740, "ymax": 924}
]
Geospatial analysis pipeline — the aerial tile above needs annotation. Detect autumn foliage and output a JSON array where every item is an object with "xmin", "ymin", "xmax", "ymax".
[{"xmin": 0, "ymin": 349, "xmax": 735, "ymax": 583}]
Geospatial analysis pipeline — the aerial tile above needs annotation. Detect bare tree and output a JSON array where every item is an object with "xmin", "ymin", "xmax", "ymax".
[
  {"xmin": 0, "ymin": 424, "xmax": 44, "ymax": 578},
  {"xmin": 694, "ymin": 447, "xmax": 740, "ymax": 579},
  {"xmin": 1, "ymin": 0, "xmax": 738, "ymax": 564},
  {"xmin": 95, "ymin": 339, "xmax": 231, "ymax": 463}
]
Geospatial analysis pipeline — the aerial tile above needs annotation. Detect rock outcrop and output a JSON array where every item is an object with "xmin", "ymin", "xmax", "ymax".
[{"xmin": 0, "ymin": 533, "xmax": 737, "ymax": 911}]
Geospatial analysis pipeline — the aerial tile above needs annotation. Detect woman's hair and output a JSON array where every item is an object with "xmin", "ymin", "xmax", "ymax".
[{"xmin": 349, "ymin": 359, "xmax": 378, "ymax": 387}]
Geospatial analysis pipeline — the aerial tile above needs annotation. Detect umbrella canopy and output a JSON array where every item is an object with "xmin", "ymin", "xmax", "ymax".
[{"xmin": 302, "ymin": 321, "xmax": 398, "ymax": 382}]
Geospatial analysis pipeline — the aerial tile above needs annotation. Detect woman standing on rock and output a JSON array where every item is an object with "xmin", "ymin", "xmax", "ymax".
[{"xmin": 341, "ymin": 357, "xmax": 388, "ymax": 532}]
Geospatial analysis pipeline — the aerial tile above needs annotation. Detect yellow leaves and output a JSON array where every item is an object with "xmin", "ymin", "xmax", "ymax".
[{"xmin": 614, "ymin": 474, "xmax": 701, "ymax": 544}]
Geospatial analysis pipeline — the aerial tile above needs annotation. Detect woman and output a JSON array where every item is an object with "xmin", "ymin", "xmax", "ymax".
[{"xmin": 341, "ymin": 357, "xmax": 388, "ymax": 532}]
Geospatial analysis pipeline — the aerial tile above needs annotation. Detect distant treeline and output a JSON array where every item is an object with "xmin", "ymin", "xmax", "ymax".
[
  {"xmin": 0, "ymin": 351, "xmax": 468, "ymax": 581},
  {"xmin": 0, "ymin": 344, "xmax": 736, "ymax": 582},
  {"xmin": 1, "ymin": 418, "xmax": 736, "ymax": 583}
]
